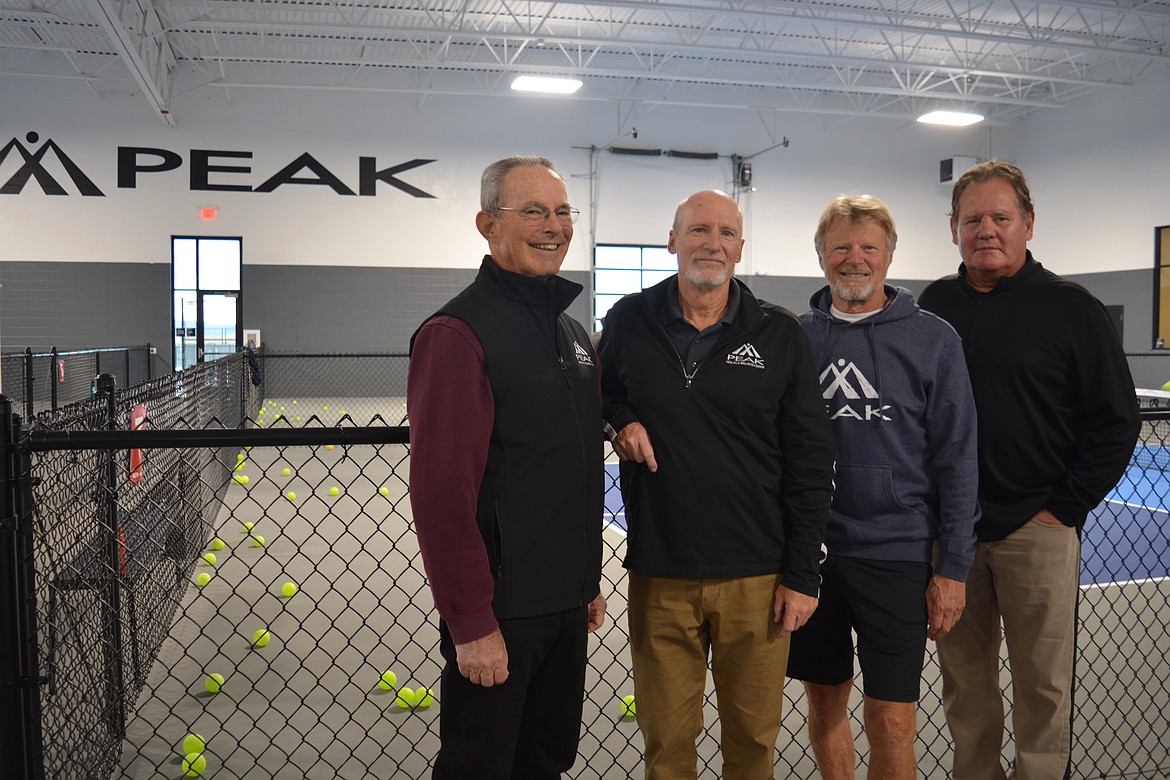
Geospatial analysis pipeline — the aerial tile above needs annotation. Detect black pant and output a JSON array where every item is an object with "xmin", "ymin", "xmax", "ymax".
[{"xmin": 432, "ymin": 606, "xmax": 589, "ymax": 780}]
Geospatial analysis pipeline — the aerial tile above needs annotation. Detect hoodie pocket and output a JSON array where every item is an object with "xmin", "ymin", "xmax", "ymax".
[{"xmin": 832, "ymin": 463, "xmax": 912, "ymax": 520}]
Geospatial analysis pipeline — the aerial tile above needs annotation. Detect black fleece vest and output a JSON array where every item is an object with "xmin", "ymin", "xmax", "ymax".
[{"xmin": 424, "ymin": 258, "xmax": 603, "ymax": 619}]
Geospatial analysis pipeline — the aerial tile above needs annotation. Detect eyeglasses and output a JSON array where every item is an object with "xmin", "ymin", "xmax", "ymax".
[{"xmin": 497, "ymin": 205, "xmax": 581, "ymax": 225}]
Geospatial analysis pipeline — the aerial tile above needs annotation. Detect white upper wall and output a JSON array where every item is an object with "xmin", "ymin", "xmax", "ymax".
[{"xmin": 4, "ymin": 72, "xmax": 1162, "ymax": 278}]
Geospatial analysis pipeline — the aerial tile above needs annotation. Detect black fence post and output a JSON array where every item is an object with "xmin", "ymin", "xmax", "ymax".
[
  {"xmin": 94, "ymin": 373, "xmax": 127, "ymax": 741},
  {"xmin": 49, "ymin": 347, "xmax": 58, "ymax": 413},
  {"xmin": 22, "ymin": 347, "xmax": 34, "ymax": 420},
  {"xmin": 0, "ymin": 395, "xmax": 46, "ymax": 779}
]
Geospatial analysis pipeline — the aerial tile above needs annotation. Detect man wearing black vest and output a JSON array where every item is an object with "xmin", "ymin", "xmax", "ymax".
[{"xmin": 407, "ymin": 156, "xmax": 607, "ymax": 780}]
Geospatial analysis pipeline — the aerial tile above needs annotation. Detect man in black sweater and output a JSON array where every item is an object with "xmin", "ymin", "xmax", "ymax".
[{"xmin": 919, "ymin": 160, "xmax": 1140, "ymax": 780}]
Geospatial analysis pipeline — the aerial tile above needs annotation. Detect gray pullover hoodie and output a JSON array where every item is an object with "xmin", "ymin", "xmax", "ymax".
[{"xmin": 801, "ymin": 285, "xmax": 979, "ymax": 581}]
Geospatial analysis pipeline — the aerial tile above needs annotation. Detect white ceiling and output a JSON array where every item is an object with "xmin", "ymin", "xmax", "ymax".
[{"xmin": 2, "ymin": 0, "xmax": 1168, "ymax": 127}]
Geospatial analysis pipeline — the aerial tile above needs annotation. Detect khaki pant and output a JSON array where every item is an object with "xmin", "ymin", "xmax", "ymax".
[
  {"xmin": 938, "ymin": 519, "xmax": 1080, "ymax": 780},
  {"xmin": 627, "ymin": 572, "xmax": 789, "ymax": 780}
]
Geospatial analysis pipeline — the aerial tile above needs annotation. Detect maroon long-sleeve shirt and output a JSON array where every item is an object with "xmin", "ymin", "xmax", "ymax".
[{"xmin": 407, "ymin": 315, "xmax": 499, "ymax": 644}]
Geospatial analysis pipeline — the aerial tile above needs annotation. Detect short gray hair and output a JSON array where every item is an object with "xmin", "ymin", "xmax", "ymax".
[
  {"xmin": 480, "ymin": 156, "xmax": 560, "ymax": 213},
  {"xmin": 814, "ymin": 194, "xmax": 898, "ymax": 258}
]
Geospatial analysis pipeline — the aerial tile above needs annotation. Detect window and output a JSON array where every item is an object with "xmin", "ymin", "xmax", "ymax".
[
  {"xmin": 594, "ymin": 244, "xmax": 676, "ymax": 331},
  {"xmin": 172, "ymin": 237, "xmax": 243, "ymax": 370}
]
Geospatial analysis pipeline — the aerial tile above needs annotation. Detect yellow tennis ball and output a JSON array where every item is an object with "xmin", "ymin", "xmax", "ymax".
[
  {"xmin": 396, "ymin": 687, "xmax": 415, "ymax": 709},
  {"xmin": 621, "ymin": 694, "xmax": 636, "ymax": 716},
  {"xmin": 417, "ymin": 687, "xmax": 434, "ymax": 708},
  {"xmin": 279, "ymin": 406, "xmax": 285, "ymax": 411},
  {"xmin": 378, "ymin": 670, "xmax": 397, "ymax": 691},
  {"xmin": 326, "ymin": 445, "xmax": 334, "ymax": 451},
  {"xmin": 181, "ymin": 733, "xmax": 205, "ymax": 755},
  {"xmin": 182, "ymin": 752, "xmax": 206, "ymax": 777},
  {"xmin": 201, "ymin": 552, "xmax": 216, "ymax": 566},
  {"xmin": 243, "ymin": 521, "xmax": 254, "ymax": 532},
  {"xmin": 295, "ymin": 415, "xmax": 301, "ymax": 421},
  {"xmin": 196, "ymin": 572, "xmax": 211, "ymax": 587},
  {"xmin": 329, "ymin": 486, "xmax": 339, "ymax": 496},
  {"xmin": 323, "ymin": 405, "xmax": 329, "ymax": 411},
  {"xmin": 205, "ymin": 673, "xmax": 224, "ymax": 694},
  {"xmin": 252, "ymin": 535, "xmax": 265, "ymax": 547},
  {"xmin": 236, "ymin": 453, "xmax": 245, "ymax": 462},
  {"xmin": 233, "ymin": 474, "xmax": 249, "ymax": 485},
  {"xmin": 281, "ymin": 582, "xmax": 297, "ymax": 597},
  {"xmin": 212, "ymin": 538, "xmax": 225, "ymax": 551},
  {"xmin": 252, "ymin": 628, "xmax": 271, "ymax": 648},
  {"xmin": 292, "ymin": 400, "xmax": 297, "ymax": 404},
  {"xmin": 258, "ymin": 408, "xmax": 265, "ymax": 415},
  {"xmin": 286, "ymin": 491, "xmax": 296, "ymax": 501},
  {"xmin": 234, "ymin": 462, "xmax": 245, "ymax": 472}
]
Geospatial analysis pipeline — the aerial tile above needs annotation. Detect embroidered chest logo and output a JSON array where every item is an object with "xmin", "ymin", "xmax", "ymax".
[
  {"xmin": 820, "ymin": 359, "xmax": 891, "ymax": 421},
  {"xmin": 726, "ymin": 342, "xmax": 765, "ymax": 369},
  {"xmin": 573, "ymin": 341, "xmax": 595, "ymax": 367}
]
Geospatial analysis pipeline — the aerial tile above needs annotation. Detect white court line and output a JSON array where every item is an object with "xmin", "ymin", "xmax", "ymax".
[
  {"xmin": 603, "ymin": 513, "xmax": 627, "ymax": 538},
  {"xmin": 1102, "ymin": 497, "xmax": 1170, "ymax": 515},
  {"xmin": 1082, "ymin": 575, "xmax": 1169, "ymax": 590}
]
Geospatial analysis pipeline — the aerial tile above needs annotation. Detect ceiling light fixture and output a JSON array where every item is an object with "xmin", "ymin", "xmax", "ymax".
[
  {"xmin": 917, "ymin": 110, "xmax": 985, "ymax": 126},
  {"xmin": 510, "ymin": 75, "xmax": 583, "ymax": 94}
]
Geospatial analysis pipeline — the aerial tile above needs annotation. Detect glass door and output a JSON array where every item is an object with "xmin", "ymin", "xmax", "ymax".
[{"xmin": 197, "ymin": 292, "xmax": 241, "ymax": 363}]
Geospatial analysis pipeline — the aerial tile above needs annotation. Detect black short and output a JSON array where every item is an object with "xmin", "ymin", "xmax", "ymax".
[{"xmin": 786, "ymin": 556, "xmax": 930, "ymax": 703}]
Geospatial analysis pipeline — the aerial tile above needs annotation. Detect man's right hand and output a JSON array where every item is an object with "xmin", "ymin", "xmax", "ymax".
[
  {"xmin": 455, "ymin": 629, "xmax": 509, "ymax": 687},
  {"xmin": 613, "ymin": 422, "xmax": 658, "ymax": 472}
]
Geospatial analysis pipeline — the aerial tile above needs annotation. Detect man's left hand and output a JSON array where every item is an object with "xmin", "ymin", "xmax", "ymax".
[
  {"xmin": 587, "ymin": 593, "xmax": 607, "ymax": 633},
  {"xmin": 926, "ymin": 574, "xmax": 966, "ymax": 640},
  {"xmin": 773, "ymin": 585, "xmax": 818, "ymax": 638}
]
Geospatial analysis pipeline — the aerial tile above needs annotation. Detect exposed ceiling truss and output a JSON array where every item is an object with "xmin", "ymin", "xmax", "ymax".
[{"xmin": 2, "ymin": 0, "xmax": 1168, "ymax": 125}]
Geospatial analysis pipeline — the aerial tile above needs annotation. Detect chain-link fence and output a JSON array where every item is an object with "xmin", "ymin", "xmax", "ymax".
[
  {"xmin": 0, "ymin": 346, "xmax": 153, "ymax": 419},
  {"xmin": 1, "ymin": 352, "xmax": 1167, "ymax": 779}
]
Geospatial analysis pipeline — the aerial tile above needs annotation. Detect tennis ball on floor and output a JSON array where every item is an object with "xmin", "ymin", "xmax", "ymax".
[
  {"xmin": 181, "ymin": 733, "xmax": 205, "ymax": 755},
  {"xmin": 205, "ymin": 673, "xmax": 224, "ymax": 694},
  {"xmin": 281, "ymin": 467, "xmax": 291, "ymax": 477},
  {"xmin": 273, "ymin": 414, "xmax": 283, "ymax": 422},
  {"xmin": 286, "ymin": 491, "xmax": 296, "ymax": 501},
  {"xmin": 281, "ymin": 581, "xmax": 297, "ymax": 597},
  {"xmin": 329, "ymin": 486, "xmax": 339, "ymax": 496},
  {"xmin": 237, "ymin": 453, "xmax": 246, "ymax": 462},
  {"xmin": 201, "ymin": 552, "xmax": 216, "ymax": 566},
  {"xmin": 182, "ymin": 752, "xmax": 206, "ymax": 777},
  {"xmin": 295, "ymin": 416, "xmax": 301, "ymax": 422},
  {"xmin": 340, "ymin": 410, "xmax": 347, "ymax": 417},
  {"xmin": 379, "ymin": 486, "xmax": 389, "ymax": 497},
  {"xmin": 212, "ymin": 538, "xmax": 225, "ymax": 551},
  {"xmin": 378, "ymin": 670, "xmax": 397, "ymax": 691},
  {"xmin": 323, "ymin": 405, "xmax": 329, "ymax": 411},
  {"xmin": 233, "ymin": 462, "xmax": 245, "ymax": 473},
  {"xmin": 416, "ymin": 687, "xmax": 434, "ymax": 708},
  {"xmin": 396, "ymin": 687, "xmax": 415, "ymax": 709},
  {"xmin": 326, "ymin": 445, "xmax": 334, "ymax": 451},
  {"xmin": 233, "ymin": 475, "xmax": 249, "ymax": 485},
  {"xmin": 195, "ymin": 572, "xmax": 211, "ymax": 588},
  {"xmin": 279, "ymin": 406, "xmax": 285, "ymax": 411},
  {"xmin": 255, "ymin": 420, "xmax": 263, "ymax": 427},
  {"xmin": 243, "ymin": 521, "xmax": 254, "ymax": 532},
  {"xmin": 258, "ymin": 408, "xmax": 265, "ymax": 416},
  {"xmin": 620, "ymin": 694, "xmax": 636, "ymax": 717},
  {"xmin": 252, "ymin": 535, "xmax": 265, "ymax": 547},
  {"xmin": 252, "ymin": 628, "xmax": 271, "ymax": 647}
]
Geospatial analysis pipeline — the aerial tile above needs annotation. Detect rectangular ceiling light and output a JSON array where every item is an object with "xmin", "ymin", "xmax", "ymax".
[
  {"xmin": 510, "ymin": 75, "xmax": 583, "ymax": 94},
  {"xmin": 917, "ymin": 110, "xmax": 985, "ymax": 126}
]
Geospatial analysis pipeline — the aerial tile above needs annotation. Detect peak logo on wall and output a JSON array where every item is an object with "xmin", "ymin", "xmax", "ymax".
[{"xmin": 0, "ymin": 132, "xmax": 437, "ymax": 198}]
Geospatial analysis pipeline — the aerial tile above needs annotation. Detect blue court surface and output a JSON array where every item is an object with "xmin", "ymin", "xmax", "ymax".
[{"xmin": 603, "ymin": 462, "xmax": 1170, "ymax": 588}]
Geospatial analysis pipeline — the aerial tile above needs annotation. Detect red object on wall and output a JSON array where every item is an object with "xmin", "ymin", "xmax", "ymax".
[{"xmin": 129, "ymin": 403, "xmax": 147, "ymax": 483}]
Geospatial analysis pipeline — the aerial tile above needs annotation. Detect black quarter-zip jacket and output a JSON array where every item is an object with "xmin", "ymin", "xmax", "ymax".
[{"xmin": 598, "ymin": 275, "xmax": 836, "ymax": 597}]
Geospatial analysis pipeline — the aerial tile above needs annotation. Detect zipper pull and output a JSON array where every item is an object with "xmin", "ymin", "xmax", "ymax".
[
  {"xmin": 685, "ymin": 377, "xmax": 692, "ymax": 389},
  {"xmin": 559, "ymin": 356, "xmax": 567, "ymax": 371}
]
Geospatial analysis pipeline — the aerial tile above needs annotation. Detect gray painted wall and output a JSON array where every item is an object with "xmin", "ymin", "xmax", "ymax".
[{"xmin": 1, "ymin": 261, "xmax": 1153, "ymax": 361}]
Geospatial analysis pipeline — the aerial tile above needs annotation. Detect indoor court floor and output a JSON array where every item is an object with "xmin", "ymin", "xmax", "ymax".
[{"xmin": 109, "ymin": 398, "xmax": 1169, "ymax": 779}]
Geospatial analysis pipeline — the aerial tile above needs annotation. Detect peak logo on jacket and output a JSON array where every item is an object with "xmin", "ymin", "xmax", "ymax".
[
  {"xmin": 573, "ymin": 341, "xmax": 595, "ymax": 367},
  {"xmin": 820, "ymin": 359, "xmax": 891, "ymax": 421},
  {"xmin": 726, "ymin": 342, "xmax": 765, "ymax": 369}
]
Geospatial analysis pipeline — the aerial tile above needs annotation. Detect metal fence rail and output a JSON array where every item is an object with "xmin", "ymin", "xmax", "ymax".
[
  {"xmin": 0, "ymin": 346, "xmax": 153, "ymax": 419},
  {"xmin": 0, "ymin": 352, "xmax": 1167, "ymax": 779}
]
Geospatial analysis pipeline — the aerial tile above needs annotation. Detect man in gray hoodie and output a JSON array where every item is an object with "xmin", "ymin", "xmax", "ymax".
[{"xmin": 787, "ymin": 195, "xmax": 980, "ymax": 779}]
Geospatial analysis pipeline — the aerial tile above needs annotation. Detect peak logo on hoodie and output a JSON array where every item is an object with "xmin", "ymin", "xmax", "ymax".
[{"xmin": 820, "ymin": 359, "xmax": 891, "ymax": 421}]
